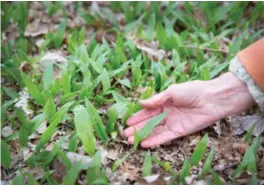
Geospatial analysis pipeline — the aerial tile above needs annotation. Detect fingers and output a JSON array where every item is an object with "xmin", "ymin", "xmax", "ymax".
[
  {"xmin": 141, "ymin": 130, "xmax": 177, "ymax": 148},
  {"xmin": 126, "ymin": 108, "xmax": 162, "ymax": 126},
  {"xmin": 124, "ymin": 118, "xmax": 151, "ymax": 137},
  {"xmin": 127, "ymin": 125, "xmax": 166, "ymax": 144},
  {"xmin": 140, "ymin": 90, "xmax": 171, "ymax": 109}
]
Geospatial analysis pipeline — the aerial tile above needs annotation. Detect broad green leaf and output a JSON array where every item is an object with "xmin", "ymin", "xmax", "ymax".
[
  {"xmin": 86, "ymin": 151, "xmax": 109, "ymax": 185},
  {"xmin": 1, "ymin": 140, "xmax": 11, "ymax": 168},
  {"xmin": 244, "ymin": 124, "xmax": 255, "ymax": 143},
  {"xmin": 37, "ymin": 110, "xmax": 66, "ymax": 151},
  {"xmin": 44, "ymin": 97, "xmax": 56, "ymax": 122},
  {"xmin": 112, "ymin": 150, "xmax": 132, "ymax": 171},
  {"xmin": 22, "ymin": 73, "xmax": 45, "ymax": 105},
  {"xmin": 145, "ymin": 13, "xmax": 156, "ymax": 41},
  {"xmin": 199, "ymin": 148, "xmax": 215, "ymax": 178},
  {"xmin": 3, "ymin": 87, "xmax": 18, "ymax": 99},
  {"xmin": 68, "ymin": 132, "xmax": 79, "ymax": 152},
  {"xmin": 16, "ymin": 108, "xmax": 28, "ymax": 125},
  {"xmin": 112, "ymin": 91, "xmax": 128, "ymax": 103},
  {"xmin": 140, "ymin": 87, "xmax": 154, "ymax": 100},
  {"xmin": 43, "ymin": 63, "xmax": 54, "ymax": 90},
  {"xmin": 106, "ymin": 107, "xmax": 118, "ymax": 134},
  {"xmin": 19, "ymin": 125, "xmax": 28, "ymax": 147},
  {"xmin": 85, "ymin": 99, "xmax": 108, "ymax": 144},
  {"xmin": 233, "ymin": 136, "xmax": 261, "ymax": 177},
  {"xmin": 249, "ymin": 175, "xmax": 258, "ymax": 185},
  {"xmin": 62, "ymin": 72, "xmax": 71, "ymax": 95},
  {"xmin": 101, "ymin": 69, "xmax": 111, "ymax": 92},
  {"xmin": 142, "ymin": 152, "xmax": 152, "ymax": 177},
  {"xmin": 134, "ymin": 111, "xmax": 168, "ymax": 148},
  {"xmin": 12, "ymin": 173, "xmax": 24, "ymax": 185},
  {"xmin": 74, "ymin": 105, "xmax": 96, "ymax": 156},
  {"xmin": 210, "ymin": 62, "xmax": 229, "ymax": 79},
  {"xmin": 62, "ymin": 162, "xmax": 83, "ymax": 185},
  {"xmin": 211, "ymin": 170, "xmax": 222, "ymax": 185},
  {"xmin": 179, "ymin": 158, "xmax": 191, "ymax": 184},
  {"xmin": 190, "ymin": 134, "xmax": 208, "ymax": 166},
  {"xmin": 26, "ymin": 173, "xmax": 39, "ymax": 185},
  {"xmin": 156, "ymin": 21, "xmax": 167, "ymax": 46}
]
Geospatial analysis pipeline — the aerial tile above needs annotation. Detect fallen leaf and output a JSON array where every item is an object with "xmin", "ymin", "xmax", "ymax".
[
  {"xmin": 231, "ymin": 112, "xmax": 264, "ymax": 136},
  {"xmin": 120, "ymin": 162, "xmax": 139, "ymax": 181},
  {"xmin": 39, "ymin": 52, "xmax": 67, "ymax": 79},
  {"xmin": 144, "ymin": 174, "xmax": 160, "ymax": 184},
  {"xmin": 2, "ymin": 126, "xmax": 13, "ymax": 138},
  {"xmin": 14, "ymin": 90, "xmax": 34, "ymax": 117},
  {"xmin": 66, "ymin": 152, "xmax": 92, "ymax": 165}
]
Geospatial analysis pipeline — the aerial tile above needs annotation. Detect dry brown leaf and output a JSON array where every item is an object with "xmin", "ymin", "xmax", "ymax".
[
  {"xmin": 231, "ymin": 112, "xmax": 264, "ymax": 136},
  {"xmin": 2, "ymin": 126, "xmax": 13, "ymax": 138},
  {"xmin": 120, "ymin": 162, "xmax": 139, "ymax": 181},
  {"xmin": 39, "ymin": 52, "xmax": 67, "ymax": 79}
]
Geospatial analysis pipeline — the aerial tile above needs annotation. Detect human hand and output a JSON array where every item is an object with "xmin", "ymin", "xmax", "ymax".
[{"xmin": 124, "ymin": 72, "xmax": 255, "ymax": 148}]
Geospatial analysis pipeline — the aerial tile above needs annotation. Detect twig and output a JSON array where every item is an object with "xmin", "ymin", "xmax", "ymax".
[{"xmin": 178, "ymin": 45, "xmax": 228, "ymax": 53}]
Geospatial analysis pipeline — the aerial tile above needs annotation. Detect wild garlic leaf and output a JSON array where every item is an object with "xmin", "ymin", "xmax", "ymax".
[
  {"xmin": 199, "ymin": 147, "xmax": 215, "ymax": 178},
  {"xmin": 179, "ymin": 158, "xmax": 191, "ymax": 184},
  {"xmin": 43, "ymin": 63, "xmax": 54, "ymax": 90},
  {"xmin": 233, "ymin": 136, "xmax": 261, "ymax": 177},
  {"xmin": 19, "ymin": 125, "xmax": 28, "ymax": 147},
  {"xmin": 44, "ymin": 97, "xmax": 56, "ymax": 122},
  {"xmin": 62, "ymin": 72, "xmax": 71, "ymax": 95},
  {"xmin": 142, "ymin": 152, "xmax": 152, "ymax": 177},
  {"xmin": 37, "ymin": 109, "xmax": 66, "ymax": 151},
  {"xmin": 62, "ymin": 162, "xmax": 83, "ymax": 185},
  {"xmin": 190, "ymin": 134, "xmax": 208, "ymax": 166},
  {"xmin": 1, "ymin": 140, "xmax": 11, "ymax": 168},
  {"xmin": 74, "ymin": 105, "xmax": 96, "ymax": 156},
  {"xmin": 101, "ymin": 69, "xmax": 111, "ymax": 92},
  {"xmin": 134, "ymin": 111, "xmax": 168, "ymax": 148},
  {"xmin": 22, "ymin": 73, "xmax": 45, "ymax": 106},
  {"xmin": 156, "ymin": 21, "xmax": 167, "ymax": 46},
  {"xmin": 85, "ymin": 99, "xmax": 108, "ymax": 144}
]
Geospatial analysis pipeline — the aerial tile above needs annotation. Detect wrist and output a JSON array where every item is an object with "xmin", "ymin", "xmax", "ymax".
[{"xmin": 205, "ymin": 72, "xmax": 255, "ymax": 118}]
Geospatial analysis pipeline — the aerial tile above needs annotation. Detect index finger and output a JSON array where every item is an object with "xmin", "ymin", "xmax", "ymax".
[{"xmin": 126, "ymin": 107, "xmax": 162, "ymax": 126}]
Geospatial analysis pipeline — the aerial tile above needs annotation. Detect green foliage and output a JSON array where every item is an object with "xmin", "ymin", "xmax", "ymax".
[
  {"xmin": 44, "ymin": 97, "xmax": 56, "ymax": 122},
  {"xmin": 22, "ymin": 73, "xmax": 45, "ymax": 106},
  {"xmin": 85, "ymin": 99, "xmax": 108, "ymax": 144},
  {"xmin": 74, "ymin": 105, "xmax": 96, "ymax": 156},
  {"xmin": 232, "ymin": 136, "xmax": 261, "ymax": 178},
  {"xmin": 62, "ymin": 162, "xmax": 83, "ymax": 185},
  {"xmin": 190, "ymin": 134, "xmax": 208, "ymax": 165},
  {"xmin": 179, "ymin": 158, "xmax": 191, "ymax": 184},
  {"xmin": 86, "ymin": 151, "xmax": 109, "ymax": 185},
  {"xmin": 142, "ymin": 152, "xmax": 152, "ymax": 177},
  {"xmin": 1, "ymin": 140, "xmax": 11, "ymax": 168},
  {"xmin": 133, "ymin": 111, "xmax": 168, "ymax": 149},
  {"xmin": 199, "ymin": 148, "xmax": 215, "ymax": 178}
]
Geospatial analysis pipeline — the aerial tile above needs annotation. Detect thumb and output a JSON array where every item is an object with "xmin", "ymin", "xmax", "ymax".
[{"xmin": 140, "ymin": 90, "xmax": 171, "ymax": 109}]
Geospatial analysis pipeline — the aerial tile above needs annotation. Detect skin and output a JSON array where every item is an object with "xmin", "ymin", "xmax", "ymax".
[{"xmin": 124, "ymin": 72, "xmax": 255, "ymax": 148}]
